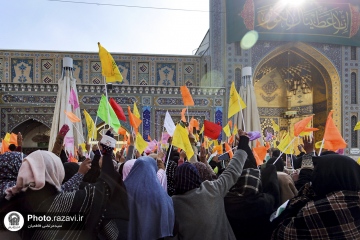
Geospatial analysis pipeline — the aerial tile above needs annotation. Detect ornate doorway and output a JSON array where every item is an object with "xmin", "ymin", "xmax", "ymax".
[{"xmin": 254, "ymin": 42, "xmax": 341, "ymax": 144}]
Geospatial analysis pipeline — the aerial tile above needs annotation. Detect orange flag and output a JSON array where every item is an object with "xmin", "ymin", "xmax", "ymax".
[
  {"xmin": 323, "ymin": 110, "xmax": 347, "ymax": 150},
  {"xmin": 213, "ymin": 145, "xmax": 223, "ymax": 154},
  {"xmin": 228, "ymin": 135, "xmax": 234, "ymax": 145},
  {"xmin": 128, "ymin": 106, "xmax": 142, "ymax": 129},
  {"xmin": 225, "ymin": 142, "xmax": 234, "ymax": 159},
  {"xmin": 64, "ymin": 110, "xmax": 81, "ymax": 123},
  {"xmin": 9, "ymin": 133, "xmax": 18, "ymax": 145},
  {"xmin": 118, "ymin": 127, "xmax": 127, "ymax": 135},
  {"xmin": 294, "ymin": 115, "xmax": 314, "ymax": 136},
  {"xmin": 1, "ymin": 139, "xmax": 10, "ymax": 154},
  {"xmin": 253, "ymin": 140, "xmax": 269, "ymax": 166},
  {"xmin": 180, "ymin": 86, "xmax": 194, "ymax": 106},
  {"xmin": 228, "ymin": 120, "xmax": 233, "ymax": 129},
  {"xmin": 147, "ymin": 135, "xmax": 152, "ymax": 141},
  {"xmin": 181, "ymin": 108, "xmax": 187, "ymax": 122}
]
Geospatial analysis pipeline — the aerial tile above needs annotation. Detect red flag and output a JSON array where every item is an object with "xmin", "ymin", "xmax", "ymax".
[
  {"xmin": 323, "ymin": 111, "xmax": 347, "ymax": 150},
  {"xmin": 294, "ymin": 115, "xmax": 313, "ymax": 137},
  {"xmin": 204, "ymin": 120, "xmax": 222, "ymax": 140},
  {"xmin": 109, "ymin": 98, "xmax": 126, "ymax": 122},
  {"xmin": 180, "ymin": 86, "xmax": 194, "ymax": 106}
]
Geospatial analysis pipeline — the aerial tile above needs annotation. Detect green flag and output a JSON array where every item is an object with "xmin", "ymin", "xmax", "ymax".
[{"xmin": 97, "ymin": 95, "xmax": 120, "ymax": 132}]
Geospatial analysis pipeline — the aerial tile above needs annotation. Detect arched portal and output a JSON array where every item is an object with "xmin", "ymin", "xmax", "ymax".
[{"xmin": 254, "ymin": 42, "xmax": 341, "ymax": 144}]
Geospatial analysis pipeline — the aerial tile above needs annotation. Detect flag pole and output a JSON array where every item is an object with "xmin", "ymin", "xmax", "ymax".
[
  {"xmin": 273, "ymin": 137, "xmax": 296, "ymax": 165},
  {"xmin": 318, "ymin": 139, "xmax": 325, "ymax": 156},
  {"xmin": 103, "ymin": 76, "xmax": 111, "ymax": 130},
  {"xmin": 165, "ymin": 144, "xmax": 173, "ymax": 172}
]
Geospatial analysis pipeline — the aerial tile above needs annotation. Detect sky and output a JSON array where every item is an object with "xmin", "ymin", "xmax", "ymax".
[{"xmin": 1, "ymin": 0, "xmax": 209, "ymax": 55}]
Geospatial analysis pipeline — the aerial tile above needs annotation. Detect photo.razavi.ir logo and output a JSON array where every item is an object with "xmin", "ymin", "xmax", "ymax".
[{"xmin": 4, "ymin": 211, "xmax": 24, "ymax": 231}]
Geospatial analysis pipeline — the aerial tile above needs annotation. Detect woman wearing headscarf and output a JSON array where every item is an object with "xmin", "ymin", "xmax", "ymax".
[
  {"xmin": 272, "ymin": 154, "xmax": 360, "ymax": 239},
  {"xmin": 124, "ymin": 156, "xmax": 174, "ymax": 240},
  {"xmin": 170, "ymin": 130, "xmax": 249, "ymax": 240},
  {"xmin": 0, "ymin": 131, "xmax": 129, "ymax": 240},
  {"xmin": 224, "ymin": 165, "xmax": 280, "ymax": 240}
]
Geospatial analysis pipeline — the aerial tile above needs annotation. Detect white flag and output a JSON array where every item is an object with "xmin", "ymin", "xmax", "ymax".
[{"xmin": 164, "ymin": 111, "xmax": 176, "ymax": 136}]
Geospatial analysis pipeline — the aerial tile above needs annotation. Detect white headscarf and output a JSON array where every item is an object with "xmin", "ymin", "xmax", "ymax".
[{"xmin": 6, "ymin": 150, "xmax": 65, "ymax": 200}]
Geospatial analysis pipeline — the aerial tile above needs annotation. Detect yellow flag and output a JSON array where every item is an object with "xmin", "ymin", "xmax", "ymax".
[
  {"xmin": 354, "ymin": 121, "xmax": 360, "ymax": 131},
  {"xmin": 98, "ymin": 42, "xmax": 123, "ymax": 83},
  {"xmin": 133, "ymin": 102, "xmax": 140, "ymax": 119},
  {"xmin": 228, "ymin": 82, "xmax": 246, "ymax": 119},
  {"xmin": 357, "ymin": 157, "xmax": 360, "ymax": 165},
  {"xmin": 223, "ymin": 124, "xmax": 231, "ymax": 137},
  {"xmin": 4, "ymin": 133, "xmax": 11, "ymax": 143},
  {"xmin": 83, "ymin": 110, "xmax": 97, "ymax": 141},
  {"xmin": 172, "ymin": 124, "xmax": 194, "ymax": 160},
  {"xmin": 79, "ymin": 143, "xmax": 86, "ymax": 152},
  {"xmin": 271, "ymin": 119, "xmax": 280, "ymax": 132},
  {"xmin": 232, "ymin": 124, "xmax": 238, "ymax": 136},
  {"xmin": 315, "ymin": 141, "xmax": 323, "ymax": 149},
  {"xmin": 135, "ymin": 132, "xmax": 148, "ymax": 155},
  {"xmin": 200, "ymin": 125, "xmax": 204, "ymax": 134},
  {"xmin": 277, "ymin": 132, "xmax": 292, "ymax": 154}
]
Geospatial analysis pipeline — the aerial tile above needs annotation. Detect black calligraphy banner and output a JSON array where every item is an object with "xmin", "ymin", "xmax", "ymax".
[{"xmin": 226, "ymin": 0, "xmax": 360, "ymax": 46}]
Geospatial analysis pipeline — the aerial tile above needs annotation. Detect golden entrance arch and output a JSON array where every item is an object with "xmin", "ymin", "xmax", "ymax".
[{"xmin": 253, "ymin": 42, "xmax": 341, "ymax": 143}]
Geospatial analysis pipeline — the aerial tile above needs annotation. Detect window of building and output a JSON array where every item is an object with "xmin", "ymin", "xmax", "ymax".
[
  {"xmin": 351, "ymin": 46, "xmax": 357, "ymax": 60},
  {"xmin": 351, "ymin": 115, "xmax": 358, "ymax": 148},
  {"xmin": 235, "ymin": 42, "xmax": 242, "ymax": 56},
  {"xmin": 351, "ymin": 72, "xmax": 357, "ymax": 104}
]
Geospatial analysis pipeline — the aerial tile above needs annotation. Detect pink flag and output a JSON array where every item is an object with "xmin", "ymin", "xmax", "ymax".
[
  {"xmin": 64, "ymin": 136, "xmax": 74, "ymax": 148},
  {"xmin": 161, "ymin": 132, "xmax": 171, "ymax": 144},
  {"xmin": 69, "ymin": 88, "xmax": 79, "ymax": 109}
]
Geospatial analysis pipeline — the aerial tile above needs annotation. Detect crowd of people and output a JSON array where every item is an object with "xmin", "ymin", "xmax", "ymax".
[{"xmin": 1, "ymin": 124, "xmax": 360, "ymax": 240}]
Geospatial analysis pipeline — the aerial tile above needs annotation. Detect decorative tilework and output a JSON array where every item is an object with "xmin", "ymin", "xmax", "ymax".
[
  {"xmin": 41, "ymin": 59, "xmax": 54, "ymax": 83},
  {"xmin": 11, "ymin": 58, "xmax": 34, "ymax": 83},
  {"xmin": 73, "ymin": 60, "xmax": 83, "ymax": 83},
  {"xmin": 90, "ymin": 61, "xmax": 101, "ymax": 72},
  {"xmin": 258, "ymin": 107, "xmax": 287, "ymax": 117},
  {"xmin": 156, "ymin": 63, "xmax": 176, "ymax": 86},
  {"xmin": 261, "ymin": 79, "xmax": 278, "ymax": 95},
  {"xmin": 138, "ymin": 62, "xmax": 149, "ymax": 73},
  {"xmin": 215, "ymin": 107, "xmax": 223, "ymax": 141},
  {"xmin": 41, "ymin": 59, "xmax": 54, "ymax": 71},
  {"xmin": 142, "ymin": 106, "xmax": 151, "ymax": 140},
  {"xmin": 142, "ymin": 97, "xmax": 151, "ymax": 106},
  {"xmin": 2, "ymin": 95, "xmax": 57, "ymax": 104},
  {"xmin": 138, "ymin": 73, "xmax": 149, "ymax": 85},
  {"xmin": 90, "ymin": 73, "xmax": 102, "ymax": 84},
  {"xmin": 81, "ymin": 95, "xmax": 136, "ymax": 105},
  {"xmin": 156, "ymin": 97, "xmax": 209, "ymax": 106},
  {"xmin": 116, "ymin": 61, "xmax": 130, "ymax": 85}
]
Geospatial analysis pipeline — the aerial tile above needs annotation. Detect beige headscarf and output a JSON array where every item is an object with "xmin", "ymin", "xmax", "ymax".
[{"xmin": 5, "ymin": 150, "xmax": 65, "ymax": 200}]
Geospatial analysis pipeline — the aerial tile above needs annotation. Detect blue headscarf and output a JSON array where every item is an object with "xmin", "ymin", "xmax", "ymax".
[{"xmin": 124, "ymin": 156, "xmax": 174, "ymax": 239}]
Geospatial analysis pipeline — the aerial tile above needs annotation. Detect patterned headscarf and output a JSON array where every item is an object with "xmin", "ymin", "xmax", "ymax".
[
  {"xmin": 174, "ymin": 162, "xmax": 202, "ymax": 194},
  {"xmin": 229, "ymin": 168, "xmax": 262, "ymax": 196},
  {"xmin": 193, "ymin": 162, "xmax": 214, "ymax": 181},
  {"xmin": 0, "ymin": 152, "xmax": 23, "ymax": 198}
]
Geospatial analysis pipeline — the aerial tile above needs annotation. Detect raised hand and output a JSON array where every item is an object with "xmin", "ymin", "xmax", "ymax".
[{"xmin": 303, "ymin": 135, "xmax": 314, "ymax": 154}]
